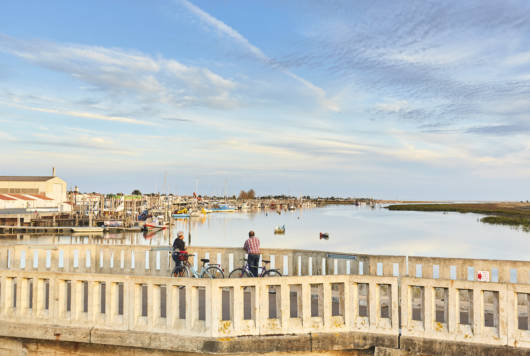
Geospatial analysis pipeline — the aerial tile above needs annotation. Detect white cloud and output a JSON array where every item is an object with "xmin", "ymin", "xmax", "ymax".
[{"xmin": 0, "ymin": 33, "xmax": 237, "ymax": 109}]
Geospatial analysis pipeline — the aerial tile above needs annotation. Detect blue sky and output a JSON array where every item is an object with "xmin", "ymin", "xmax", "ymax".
[{"xmin": 1, "ymin": 1, "xmax": 530, "ymax": 200}]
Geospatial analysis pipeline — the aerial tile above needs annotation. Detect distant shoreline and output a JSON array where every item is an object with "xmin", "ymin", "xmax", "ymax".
[{"xmin": 385, "ymin": 202, "xmax": 530, "ymax": 231}]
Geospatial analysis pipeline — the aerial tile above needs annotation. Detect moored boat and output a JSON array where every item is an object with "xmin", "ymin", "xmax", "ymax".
[
  {"xmin": 173, "ymin": 208, "xmax": 190, "ymax": 219},
  {"xmin": 172, "ymin": 213, "xmax": 190, "ymax": 218},
  {"xmin": 211, "ymin": 204, "xmax": 236, "ymax": 212},
  {"xmin": 274, "ymin": 225, "xmax": 286, "ymax": 234},
  {"xmin": 143, "ymin": 223, "xmax": 167, "ymax": 231}
]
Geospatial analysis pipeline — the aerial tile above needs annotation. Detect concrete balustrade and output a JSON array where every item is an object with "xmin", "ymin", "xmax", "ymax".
[
  {"xmin": 407, "ymin": 256, "xmax": 530, "ymax": 284},
  {"xmin": 0, "ymin": 269, "xmax": 528, "ymax": 352},
  {"xmin": 1, "ymin": 245, "xmax": 529, "ymax": 285},
  {"xmin": 0, "ymin": 270, "xmax": 397, "ymax": 339},
  {"xmin": 400, "ymin": 277, "xmax": 530, "ymax": 349}
]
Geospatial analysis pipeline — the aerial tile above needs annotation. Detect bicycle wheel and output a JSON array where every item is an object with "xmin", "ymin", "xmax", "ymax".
[
  {"xmin": 202, "ymin": 266, "xmax": 225, "ymax": 278},
  {"xmin": 263, "ymin": 269, "xmax": 282, "ymax": 277},
  {"xmin": 172, "ymin": 264, "xmax": 190, "ymax": 278},
  {"xmin": 229, "ymin": 268, "xmax": 252, "ymax": 278}
]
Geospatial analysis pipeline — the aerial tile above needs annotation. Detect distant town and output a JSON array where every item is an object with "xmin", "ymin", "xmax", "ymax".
[{"xmin": 0, "ymin": 171, "xmax": 379, "ymax": 230}]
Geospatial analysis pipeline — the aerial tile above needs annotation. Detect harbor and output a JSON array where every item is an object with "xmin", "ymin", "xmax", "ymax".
[{"xmin": 1, "ymin": 204, "xmax": 529, "ymax": 262}]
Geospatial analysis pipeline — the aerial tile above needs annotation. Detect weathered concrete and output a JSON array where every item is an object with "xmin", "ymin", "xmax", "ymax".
[
  {"xmin": 1, "ymin": 333, "xmax": 529, "ymax": 355},
  {"xmin": 0, "ymin": 336, "xmax": 371, "ymax": 355},
  {"xmin": 0, "ymin": 266, "xmax": 529, "ymax": 354},
  {"xmin": 399, "ymin": 336, "xmax": 530, "ymax": 356},
  {"xmin": 0, "ymin": 332, "xmax": 388, "ymax": 355}
]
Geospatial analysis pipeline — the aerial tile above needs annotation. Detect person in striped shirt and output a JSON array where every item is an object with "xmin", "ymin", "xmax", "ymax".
[{"xmin": 243, "ymin": 230, "xmax": 260, "ymax": 277}]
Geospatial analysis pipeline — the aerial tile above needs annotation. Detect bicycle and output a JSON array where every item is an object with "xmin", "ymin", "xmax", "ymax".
[
  {"xmin": 228, "ymin": 258, "xmax": 282, "ymax": 278},
  {"xmin": 172, "ymin": 251, "xmax": 224, "ymax": 278}
]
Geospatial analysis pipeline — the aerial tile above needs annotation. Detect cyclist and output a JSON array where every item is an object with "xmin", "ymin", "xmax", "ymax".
[
  {"xmin": 243, "ymin": 230, "xmax": 260, "ymax": 277},
  {"xmin": 172, "ymin": 231, "xmax": 187, "ymax": 269}
]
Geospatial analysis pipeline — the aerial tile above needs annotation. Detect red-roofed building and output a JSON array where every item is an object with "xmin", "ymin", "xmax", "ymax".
[
  {"xmin": 0, "ymin": 169, "xmax": 66, "ymax": 202},
  {"xmin": 8, "ymin": 194, "xmax": 35, "ymax": 201},
  {"xmin": 0, "ymin": 169, "xmax": 70, "ymax": 212},
  {"xmin": 29, "ymin": 194, "xmax": 54, "ymax": 201}
]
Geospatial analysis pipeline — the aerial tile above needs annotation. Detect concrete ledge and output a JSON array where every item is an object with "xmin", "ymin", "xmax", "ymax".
[
  {"xmin": 0, "ymin": 321, "xmax": 397, "ymax": 354},
  {"xmin": 202, "ymin": 334, "xmax": 313, "ymax": 353},
  {"xmin": 400, "ymin": 336, "xmax": 530, "ymax": 356},
  {"xmin": 1, "ymin": 323, "xmax": 529, "ymax": 355},
  {"xmin": 311, "ymin": 332, "xmax": 398, "ymax": 351},
  {"xmin": 0, "ymin": 322, "xmax": 91, "ymax": 344},
  {"xmin": 91, "ymin": 328, "xmax": 211, "ymax": 353},
  {"xmin": 0, "ymin": 336, "xmax": 375, "ymax": 355}
]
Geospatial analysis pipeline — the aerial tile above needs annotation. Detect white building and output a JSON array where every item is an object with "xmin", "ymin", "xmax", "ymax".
[{"xmin": 0, "ymin": 173, "xmax": 70, "ymax": 212}]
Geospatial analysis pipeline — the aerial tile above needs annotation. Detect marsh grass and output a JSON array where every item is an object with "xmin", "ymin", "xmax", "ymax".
[{"xmin": 387, "ymin": 203, "xmax": 530, "ymax": 232}]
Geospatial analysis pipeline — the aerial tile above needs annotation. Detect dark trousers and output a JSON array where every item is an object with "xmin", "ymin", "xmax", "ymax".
[{"xmin": 248, "ymin": 254, "xmax": 260, "ymax": 277}]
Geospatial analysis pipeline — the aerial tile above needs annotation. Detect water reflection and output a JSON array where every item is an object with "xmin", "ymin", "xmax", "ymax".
[{"xmin": 1, "ymin": 205, "xmax": 529, "ymax": 261}]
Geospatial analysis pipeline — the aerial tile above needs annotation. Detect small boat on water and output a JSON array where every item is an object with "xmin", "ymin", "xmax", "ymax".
[
  {"xmin": 274, "ymin": 225, "xmax": 286, "ymax": 234},
  {"xmin": 102, "ymin": 220, "xmax": 123, "ymax": 228},
  {"xmin": 143, "ymin": 217, "xmax": 167, "ymax": 231},
  {"xmin": 172, "ymin": 213, "xmax": 190, "ymax": 218},
  {"xmin": 173, "ymin": 208, "xmax": 190, "ymax": 219},
  {"xmin": 211, "ymin": 204, "xmax": 236, "ymax": 212},
  {"xmin": 319, "ymin": 232, "xmax": 329, "ymax": 240},
  {"xmin": 143, "ymin": 223, "xmax": 167, "ymax": 231}
]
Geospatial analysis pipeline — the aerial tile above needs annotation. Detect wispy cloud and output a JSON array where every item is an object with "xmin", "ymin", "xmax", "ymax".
[
  {"xmin": 0, "ymin": 33, "xmax": 237, "ymax": 110},
  {"xmin": 6, "ymin": 102, "xmax": 155, "ymax": 126},
  {"xmin": 177, "ymin": 0, "xmax": 339, "ymax": 111},
  {"xmin": 274, "ymin": 1, "xmax": 530, "ymax": 128},
  {"xmin": 465, "ymin": 123, "xmax": 530, "ymax": 136}
]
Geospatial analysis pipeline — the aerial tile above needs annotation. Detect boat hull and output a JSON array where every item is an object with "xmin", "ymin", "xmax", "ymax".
[
  {"xmin": 144, "ymin": 224, "xmax": 167, "ymax": 230},
  {"xmin": 172, "ymin": 214, "xmax": 190, "ymax": 218}
]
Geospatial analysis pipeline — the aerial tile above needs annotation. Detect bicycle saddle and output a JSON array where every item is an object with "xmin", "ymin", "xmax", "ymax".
[
  {"xmin": 262, "ymin": 260, "xmax": 270, "ymax": 263},
  {"xmin": 200, "ymin": 258, "xmax": 210, "ymax": 263}
]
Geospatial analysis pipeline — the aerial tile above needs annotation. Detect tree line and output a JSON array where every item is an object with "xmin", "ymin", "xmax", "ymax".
[{"xmin": 237, "ymin": 189, "xmax": 256, "ymax": 200}]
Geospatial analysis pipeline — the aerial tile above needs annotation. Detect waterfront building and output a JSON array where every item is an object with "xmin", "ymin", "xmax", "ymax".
[
  {"xmin": 0, "ymin": 170, "xmax": 67, "ymax": 203},
  {"xmin": 0, "ymin": 170, "xmax": 71, "ymax": 224}
]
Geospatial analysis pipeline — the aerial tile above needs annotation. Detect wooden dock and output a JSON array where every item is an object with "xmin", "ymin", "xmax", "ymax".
[{"xmin": 0, "ymin": 225, "xmax": 142, "ymax": 235}]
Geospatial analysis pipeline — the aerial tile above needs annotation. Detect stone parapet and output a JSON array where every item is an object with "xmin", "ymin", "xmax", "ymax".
[
  {"xmin": 1, "ymin": 244, "xmax": 529, "ymax": 284},
  {"xmin": 0, "ymin": 269, "xmax": 528, "ymax": 353}
]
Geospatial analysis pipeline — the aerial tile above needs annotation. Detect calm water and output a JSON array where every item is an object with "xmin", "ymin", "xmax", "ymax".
[
  {"xmin": 4, "ymin": 205, "xmax": 530, "ymax": 261},
  {"xmin": 175, "ymin": 205, "xmax": 529, "ymax": 261}
]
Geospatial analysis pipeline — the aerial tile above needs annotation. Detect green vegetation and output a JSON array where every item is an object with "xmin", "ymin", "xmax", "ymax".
[
  {"xmin": 387, "ymin": 203, "xmax": 530, "ymax": 231},
  {"xmin": 480, "ymin": 216, "xmax": 530, "ymax": 232}
]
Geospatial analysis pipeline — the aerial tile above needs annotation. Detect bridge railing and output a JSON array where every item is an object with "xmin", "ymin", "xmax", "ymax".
[
  {"xmin": 1, "ymin": 244, "xmax": 529, "ymax": 284},
  {"xmin": 400, "ymin": 277, "xmax": 530, "ymax": 349},
  {"xmin": 0, "ymin": 270, "xmax": 398, "ymax": 339},
  {"xmin": 0, "ymin": 270, "xmax": 528, "ymax": 349}
]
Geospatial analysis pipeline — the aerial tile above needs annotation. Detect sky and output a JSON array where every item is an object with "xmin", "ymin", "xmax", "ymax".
[{"xmin": 1, "ymin": 1, "xmax": 530, "ymax": 200}]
